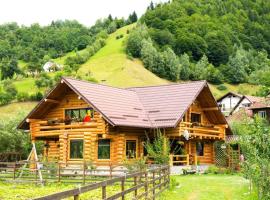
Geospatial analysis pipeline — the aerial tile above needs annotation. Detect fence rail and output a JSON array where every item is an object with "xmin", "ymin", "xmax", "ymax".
[{"xmin": 34, "ymin": 165, "xmax": 170, "ymax": 200}]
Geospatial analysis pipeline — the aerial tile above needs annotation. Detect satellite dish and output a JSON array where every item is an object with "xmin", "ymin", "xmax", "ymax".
[{"xmin": 183, "ymin": 130, "xmax": 190, "ymax": 140}]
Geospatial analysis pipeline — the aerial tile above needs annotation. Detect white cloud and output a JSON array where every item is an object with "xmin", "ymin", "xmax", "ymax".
[{"xmin": 0, "ymin": 0, "xmax": 167, "ymax": 26}]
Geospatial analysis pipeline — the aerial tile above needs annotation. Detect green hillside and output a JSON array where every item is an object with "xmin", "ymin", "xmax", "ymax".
[
  {"xmin": 0, "ymin": 24, "xmax": 262, "ymax": 116},
  {"xmin": 78, "ymin": 24, "xmax": 168, "ymax": 87}
]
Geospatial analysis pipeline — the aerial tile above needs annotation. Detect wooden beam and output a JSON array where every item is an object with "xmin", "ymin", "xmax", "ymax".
[
  {"xmin": 44, "ymin": 98, "xmax": 60, "ymax": 104},
  {"xmin": 202, "ymin": 107, "xmax": 219, "ymax": 111}
]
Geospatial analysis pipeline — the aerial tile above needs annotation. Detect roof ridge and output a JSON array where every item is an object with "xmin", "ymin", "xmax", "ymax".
[
  {"xmin": 62, "ymin": 76, "xmax": 133, "ymax": 92},
  {"xmin": 127, "ymin": 80, "xmax": 207, "ymax": 90}
]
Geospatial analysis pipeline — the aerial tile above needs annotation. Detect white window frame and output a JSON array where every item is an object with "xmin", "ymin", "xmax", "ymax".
[{"xmin": 258, "ymin": 110, "xmax": 267, "ymax": 119}]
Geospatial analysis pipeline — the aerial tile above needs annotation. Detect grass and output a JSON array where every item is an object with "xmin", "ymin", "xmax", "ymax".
[
  {"xmin": 160, "ymin": 174, "xmax": 257, "ymax": 200},
  {"xmin": 77, "ymin": 23, "xmax": 168, "ymax": 87},
  {"xmin": 0, "ymin": 101, "xmax": 37, "ymax": 118},
  {"xmin": 0, "ymin": 174, "xmax": 257, "ymax": 200},
  {"xmin": 209, "ymin": 83, "xmax": 261, "ymax": 99}
]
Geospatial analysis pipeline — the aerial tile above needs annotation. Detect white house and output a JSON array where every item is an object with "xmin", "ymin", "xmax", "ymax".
[
  {"xmin": 217, "ymin": 92, "xmax": 263, "ymax": 116},
  {"xmin": 217, "ymin": 92, "xmax": 243, "ymax": 116}
]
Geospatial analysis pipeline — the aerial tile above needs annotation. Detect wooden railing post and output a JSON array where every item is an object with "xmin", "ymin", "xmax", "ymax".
[
  {"xmin": 169, "ymin": 155, "xmax": 173, "ymax": 166},
  {"xmin": 102, "ymin": 184, "xmax": 106, "ymax": 199},
  {"xmin": 187, "ymin": 154, "xmax": 190, "ymax": 165},
  {"xmin": 74, "ymin": 194, "xmax": 79, "ymax": 200}
]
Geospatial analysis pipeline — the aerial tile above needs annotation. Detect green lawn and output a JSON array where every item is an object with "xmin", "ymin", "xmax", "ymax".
[
  {"xmin": 0, "ymin": 174, "xmax": 257, "ymax": 200},
  {"xmin": 160, "ymin": 175, "xmax": 257, "ymax": 200}
]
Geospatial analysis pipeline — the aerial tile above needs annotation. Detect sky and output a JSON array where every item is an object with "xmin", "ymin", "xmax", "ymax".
[{"xmin": 0, "ymin": 0, "xmax": 166, "ymax": 27}]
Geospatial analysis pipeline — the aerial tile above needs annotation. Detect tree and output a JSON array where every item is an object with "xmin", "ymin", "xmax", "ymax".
[
  {"xmin": 175, "ymin": 33, "xmax": 207, "ymax": 61},
  {"xmin": 0, "ymin": 58, "xmax": 20, "ymax": 80},
  {"xmin": 203, "ymin": 64, "xmax": 223, "ymax": 84},
  {"xmin": 3, "ymin": 80, "xmax": 17, "ymax": 97},
  {"xmin": 35, "ymin": 73, "xmax": 54, "ymax": 89},
  {"xmin": 162, "ymin": 47, "xmax": 180, "ymax": 81},
  {"xmin": 222, "ymin": 51, "xmax": 248, "ymax": 84},
  {"xmin": 107, "ymin": 21, "xmax": 117, "ymax": 34},
  {"xmin": 179, "ymin": 53, "xmax": 191, "ymax": 80},
  {"xmin": 192, "ymin": 54, "xmax": 209, "ymax": 80},
  {"xmin": 128, "ymin": 11, "xmax": 138, "ymax": 23},
  {"xmin": 232, "ymin": 117, "xmax": 270, "ymax": 199},
  {"xmin": 126, "ymin": 24, "xmax": 149, "ymax": 57}
]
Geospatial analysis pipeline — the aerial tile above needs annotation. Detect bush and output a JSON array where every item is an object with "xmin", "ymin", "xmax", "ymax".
[
  {"xmin": 17, "ymin": 92, "xmax": 30, "ymax": 102},
  {"xmin": 144, "ymin": 129, "xmax": 170, "ymax": 164},
  {"xmin": 30, "ymin": 91, "xmax": 43, "ymax": 101},
  {"xmin": 0, "ymin": 92, "xmax": 13, "ymax": 105},
  {"xmin": 116, "ymin": 34, "xmax": 124, "ymax": 40},
  {"xmin": 217, "ymin": 84, "xmax": 227, "ymax": 91}
]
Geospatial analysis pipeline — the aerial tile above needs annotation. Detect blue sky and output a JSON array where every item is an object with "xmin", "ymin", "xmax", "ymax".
[{"xmin": 0, "ymin": 0, "xmax": 166, "ymax": 26}]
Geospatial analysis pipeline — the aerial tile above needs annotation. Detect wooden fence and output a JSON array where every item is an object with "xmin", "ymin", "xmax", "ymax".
[
  {"xmin": 0, "ymin": 161, "xmax": 137, "ymax": 184},
  {"xmin": 34, "ymin": 165, "xmax": 170, "ymax": 200}
]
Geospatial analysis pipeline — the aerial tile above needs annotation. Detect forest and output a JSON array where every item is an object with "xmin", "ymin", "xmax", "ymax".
[{"xmin": 127, "ymin": 0, "xmax": 270, "ymax": 93}]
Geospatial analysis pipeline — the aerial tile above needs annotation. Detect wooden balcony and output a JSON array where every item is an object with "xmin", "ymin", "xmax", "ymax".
[
  {"xmin": 30, "ymin": 119, "xmax": 104, "ymax": 138},
  {"xmin": 179, "ymin": 122, "xmax": 226, "ymax": 140}
]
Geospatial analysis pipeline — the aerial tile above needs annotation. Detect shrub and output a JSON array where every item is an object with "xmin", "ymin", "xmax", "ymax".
[
  {"xmin": 144, "ymin": 129, "xmax": 170, "ymax": 164},
  {"xmin": 217, "ymin": 84, "xmax": 227, "ymax": 91},
  {"xmin": 17, "ymin": 92, "xmax": 30, "ymax": 102},
  {"xmin": 0, "ymin": 92, "xmax": 13, "ymax": 105},
  {"xmin": 30, "ymin": 91, "xmax": 43, "ymax": 101}
]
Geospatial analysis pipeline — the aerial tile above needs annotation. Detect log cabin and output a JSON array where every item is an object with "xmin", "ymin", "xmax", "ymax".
[{"xmin": 18, "ymin": 77, "xmax": 230, "ymax": 166}]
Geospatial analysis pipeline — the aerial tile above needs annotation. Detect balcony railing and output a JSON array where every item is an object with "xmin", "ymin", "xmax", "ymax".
[
  {"xmin": 31, "ymin": 119, "xmax": 101, "ymax": 138},
  {"xmin": 180, "ymin": 122, "xmax": 225, "ymax": 139}
]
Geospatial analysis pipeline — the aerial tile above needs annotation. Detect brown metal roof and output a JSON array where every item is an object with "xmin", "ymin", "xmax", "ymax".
[{"xmin": 18, "ymin": 77, "xmax": 228, "ymax": 129}]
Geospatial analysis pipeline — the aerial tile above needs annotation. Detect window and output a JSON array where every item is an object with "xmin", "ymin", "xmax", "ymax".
[
  {"xmin": 196, "ymin": 142, "xmax": 204, "ymax": 156},
  {"xmin": 70, "ymin": 139, "xmax": 84, "ymax": 159},
  {"xmin": 126, "ymin": 140, "xmax": 137, "ymax": 159},
  {"xmin": 258, "ymin": 111, "xmax": 267, "ymax": 119},
  {"xmin": 65, "ymin": 108, "xmax": 93, "ymax": 123},
  {"xmin": 98, "ymin": 139, "xmax": 110, "ymax": 159},
  {"xmin": 191, "ymin": 113, "xmax": 201, "ymax": 124}
]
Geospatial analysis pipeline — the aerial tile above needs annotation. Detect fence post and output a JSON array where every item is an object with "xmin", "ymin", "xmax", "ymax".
[
  {"xmin": 102, "ymin": 185, "xmax": 106, "ymax": 199},
  {"xmin": 153, "ymin": 171, "xmax": 155, "ymax": 199},
  {"xmin": 58, "ymin": 162, "xmax": 61, "ymax": 183},
  {"xmin": 134, "ymin": 176, "xmax": 138, "ymax": 197},
  {"xmin": 13, "ymin": 162, "xmax": 16, "ymax": 180},
  {"xmin": 121, "ymin": 178, "xmax": 125, "ymax": 200},
  {"xmin": 145, "ymin": 171, "xmax": 148, "ymax": 199},
  {"xmin": 74, "ymin": 194, "xmax": 79, "ymax": 200}
]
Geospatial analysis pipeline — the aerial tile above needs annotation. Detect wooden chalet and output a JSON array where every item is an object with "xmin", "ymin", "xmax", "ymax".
[{"xmin": 18, "ymin": 77, "xmax": 230, "ymax": 166}]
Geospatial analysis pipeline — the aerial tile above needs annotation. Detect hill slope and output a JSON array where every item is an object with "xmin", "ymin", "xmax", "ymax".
[{"xmin": 78, "ymin": 24, "xmax": 168, "ymax": 87}]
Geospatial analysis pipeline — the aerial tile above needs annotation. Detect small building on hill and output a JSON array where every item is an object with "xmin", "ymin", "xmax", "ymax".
[
  {"xmin": 18, "ymin": 78, "xmax": 231, "ymax": 166},
  {"xmin": 217, "ymin": 92, "xmax": 263, "ymax": 116}
]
